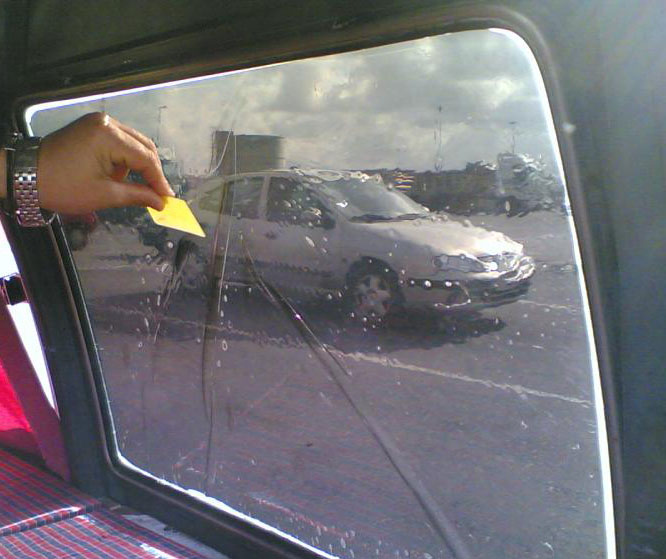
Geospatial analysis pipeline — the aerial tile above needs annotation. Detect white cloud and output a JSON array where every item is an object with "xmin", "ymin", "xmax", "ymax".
[{"xmin": 29, "ymin": 29, "xmax": 561, "ymax": 176}]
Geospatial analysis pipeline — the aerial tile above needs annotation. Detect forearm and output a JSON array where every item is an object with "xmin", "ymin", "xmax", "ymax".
[{"xmin": 0, "ymin": 148, "xmax": 6, "ymax": 199}]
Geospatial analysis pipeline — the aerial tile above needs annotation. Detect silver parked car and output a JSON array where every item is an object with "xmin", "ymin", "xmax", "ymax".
[{"xmin": 192, "ymin": 169, "xmax": 535, "ymax": 320}]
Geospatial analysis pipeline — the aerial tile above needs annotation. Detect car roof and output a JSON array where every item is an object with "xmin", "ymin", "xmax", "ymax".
[{"xmin": 220, "ymin": 169, "xmax": 380, "ymax": 183}]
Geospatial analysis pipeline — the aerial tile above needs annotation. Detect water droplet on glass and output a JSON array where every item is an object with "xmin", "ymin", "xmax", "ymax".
[
  {"xmin": 326, "ymin": 293, "xmax": 333, "ymax": 300},
  {"xmin": 223, "ymin": 295, "xmax": 228, "ymax": 303},
  {"xmin": 305, "ymin": 236, "xmax": 315, "ymax": 248},
  {"xmin": 220, "ymin": 310, "xmax": 225, "ymax": 318},
  {"xmin": 138, "ymin": 341, "xmax": 143, "ymax": 348},
  {"xmin": 216, "ymin": 360, "xmax": 222, "ymax": 368},
  {"xmin": 221, "ymin": 340, "xmax": 228, "ymax": 351},
  {"xmin": 424, "ymin": 280, "xmax": 432, "ymax": 288},
  {"xmin": 145, "ymin": 254, "xmax": 152, "ymax": 263},
  {"xmin": 196, "ymin": 337, "xmax": 201, "ymax": 344},
  {"xmin": 166, "ymin": 241, "xmax": 174, "ymax": 249},
  {"xmin": 141, "ymin": 277, "xmax": 146, "ymax": 285}
]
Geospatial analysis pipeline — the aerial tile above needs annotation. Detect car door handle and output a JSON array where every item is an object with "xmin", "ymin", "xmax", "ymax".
[{"xmin": 265, "ymin": 231, "xmax": 278, "ymax": 240}]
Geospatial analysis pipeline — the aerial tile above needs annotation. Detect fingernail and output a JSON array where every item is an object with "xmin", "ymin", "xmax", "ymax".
[{"xmin": 168, "ymin": 186, "xmax": 176, "ymax": 196}]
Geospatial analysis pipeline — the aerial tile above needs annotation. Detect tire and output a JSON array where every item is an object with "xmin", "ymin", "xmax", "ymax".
[{"xmin": 346, "ymin": 260, "xmax": 401, "ymax": 323}]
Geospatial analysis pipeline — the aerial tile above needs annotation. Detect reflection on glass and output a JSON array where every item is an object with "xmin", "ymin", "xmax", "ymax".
[{"xmin": 29, "ymin": 29, "xmax": 611, "ymax": 559}]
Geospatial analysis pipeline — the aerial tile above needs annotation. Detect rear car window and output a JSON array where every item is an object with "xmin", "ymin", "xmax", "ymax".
[{"xmin": 28, "ymin": 28, "xmax": 613, "ymax": 559}]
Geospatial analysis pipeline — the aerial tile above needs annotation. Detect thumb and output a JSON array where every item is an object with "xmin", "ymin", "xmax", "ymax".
[{"xmin": 105, "ymin": 180, "xmax": 166, "ymax": 211}]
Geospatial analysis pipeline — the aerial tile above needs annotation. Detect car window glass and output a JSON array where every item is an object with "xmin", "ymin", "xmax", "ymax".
[
  {"xmin": 28, "ymin": 28, "xmax": 613, "ymax": 559},
  {"xmin": 198, "ymin": 182, "xmax": 223, "ymax": 213},
  {"xmin": 223, "ymin": 177, "xmax": 264, "ymax": 218},
  {"xmin": 266, "ymin": 177, "xmax": 324, "ymax": 224}
]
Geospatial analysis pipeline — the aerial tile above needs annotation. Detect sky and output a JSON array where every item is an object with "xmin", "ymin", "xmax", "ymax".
[{"xmin": 28, "ymin": 29, "xmax": 561, "ymax": 177}]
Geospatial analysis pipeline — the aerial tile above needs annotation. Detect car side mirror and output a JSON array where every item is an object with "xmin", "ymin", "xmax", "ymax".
[
  {"xmin": 322, "ymin": 214, "xmax": 335, "ymax": 229},
  {"xmin": 302, "ymin": 209, "xmax": 320, "ymax": 223},
  {"xmin": 302, "ymin": 209, "xmax": 335, "ymax": 229}
]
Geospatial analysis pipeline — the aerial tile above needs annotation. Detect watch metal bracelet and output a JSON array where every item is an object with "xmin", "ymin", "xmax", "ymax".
[{"xmin": 12, "ymin": 137, "xmax": 54, "ymax": 227}]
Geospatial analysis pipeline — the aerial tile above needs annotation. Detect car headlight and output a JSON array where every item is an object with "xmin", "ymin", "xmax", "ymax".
[
  {"xmin": 478, "ymin": 252, "xmax": 521, "ymax": 273},
  {"xmin": 433, "ymin": 254, "xmax": 486, "ymax": 273}
]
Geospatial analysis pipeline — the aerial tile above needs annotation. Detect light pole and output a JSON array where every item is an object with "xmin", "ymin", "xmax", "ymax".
[
  {"xmin": 156, "ymin": 105, "xmax": 168, "ymax": 146},
  {"xmin": 509, "ymin": 120, "xmax": 517, "ymax": 154}
]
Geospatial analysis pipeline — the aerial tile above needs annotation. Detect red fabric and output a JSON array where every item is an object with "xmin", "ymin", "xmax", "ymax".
[
  {"xmin": 0, "ymin": 450, "xmax": 209, "ymax": 558},
  {"xmin": 0, "ymin": 302, "xmax": 69, "ymax": 479},
  {"xmin": 0, "ymin": 361, "xmax": 39, "ymax": 455},
  {"xmin": 0, "ymin": 448, "xmax": 100, "ymax": 536},
  {"xmin": 0, "ymin": 511, "xmax": 212, "ymax": 558}
]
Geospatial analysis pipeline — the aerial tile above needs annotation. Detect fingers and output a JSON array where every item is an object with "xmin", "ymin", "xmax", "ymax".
[
  {"xmin": 115, "ymin": 121, "xmax": 157, "ymax": 153},
  {"xmin": 110, "ymin": 164, "xmax": 130, "ymax": 183},
  {"xmin": 106, "ymin": 126, "xmax": 175, "ymax": 197},
  {"xmin": 104, "ymin": 180, "xmax": 166, "ymax": 211}
]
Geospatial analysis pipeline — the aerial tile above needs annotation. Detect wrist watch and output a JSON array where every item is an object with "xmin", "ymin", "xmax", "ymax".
[{"xmin": 3, "ymin": 134, "xmax": 54, "ymax": 227}]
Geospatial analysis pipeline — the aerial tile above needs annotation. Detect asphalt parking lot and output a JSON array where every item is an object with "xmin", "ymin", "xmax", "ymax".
[{"xmin": 78, "ymin": 210, "xmax": 608, "ymax": 559}]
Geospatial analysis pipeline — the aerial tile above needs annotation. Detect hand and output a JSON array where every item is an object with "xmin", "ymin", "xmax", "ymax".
[{"xmin": 37, "ymin": 112, "xmax": 174, "ymax": 213}]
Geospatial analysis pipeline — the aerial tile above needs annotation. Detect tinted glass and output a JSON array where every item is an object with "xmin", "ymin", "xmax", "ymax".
[
  {"xmin": 224, "ymin": 177, "xmax": 264, "ymax": 219},
  {"xmin": 29, "ymin": 29, "xmax": 613, "ymax": 559}
]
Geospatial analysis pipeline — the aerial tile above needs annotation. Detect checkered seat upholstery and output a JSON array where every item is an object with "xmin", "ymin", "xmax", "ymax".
[
  {"xmin": 0, "ymin": 449, "xmax": 99, "ymax": 536},
  {"xmin": 0, "ymin": 449, "xmax": 211, "ymax": 558}
]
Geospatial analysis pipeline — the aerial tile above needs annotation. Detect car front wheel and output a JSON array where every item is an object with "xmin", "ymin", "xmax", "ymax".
[{"xmin": 346, "ymin": 261, "xmax": 401, "ymax": 323}]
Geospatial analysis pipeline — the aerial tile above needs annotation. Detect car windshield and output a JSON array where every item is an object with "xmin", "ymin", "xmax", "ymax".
[{"xmin": 307, "ymin": 173, "xmax": 429, "ymax": 221}]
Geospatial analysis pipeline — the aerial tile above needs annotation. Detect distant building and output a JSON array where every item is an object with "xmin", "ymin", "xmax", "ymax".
[{"xmin": 210, "ymin": 131, "xmax": 285, "ymax": 175}]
